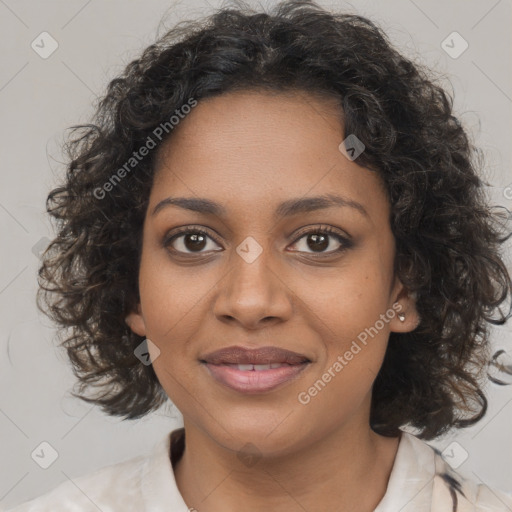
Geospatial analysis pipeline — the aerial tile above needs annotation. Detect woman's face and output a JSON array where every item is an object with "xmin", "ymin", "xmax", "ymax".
[{"xmin": 126, "ymin": 90, "xmax": 419, "ymax": 456}]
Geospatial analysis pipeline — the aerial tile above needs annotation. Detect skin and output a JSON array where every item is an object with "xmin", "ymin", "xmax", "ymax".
[{"xmin": 126, "ymin": 89, "xmax": 420, "ymax": 512}]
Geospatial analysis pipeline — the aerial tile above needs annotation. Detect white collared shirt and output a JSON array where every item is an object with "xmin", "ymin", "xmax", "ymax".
[{"xmin": 6, "ymin": 428, "xmax": 512, "ymax": 511}]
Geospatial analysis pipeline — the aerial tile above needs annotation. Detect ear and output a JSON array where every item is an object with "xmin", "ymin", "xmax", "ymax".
[
  {"xmin": 125, "ymin": 303, "xmax": 146, "ymax": 337},
  {"xmin": 388, "ymin": 278, "xmax": 420, "ymax": 333}
]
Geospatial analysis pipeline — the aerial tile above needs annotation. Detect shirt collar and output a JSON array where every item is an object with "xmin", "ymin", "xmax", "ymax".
[
  {"xmin": 141, "ymin": 427, "xmax": 189, "ymax": 511},
  {"xmin": 374, "ymin": 430, "xmax": 435, "ymax": 512}
]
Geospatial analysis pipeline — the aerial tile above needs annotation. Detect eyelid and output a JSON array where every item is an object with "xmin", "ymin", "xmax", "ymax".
[{"xmin": 291, "ymin": 224, "xmax": 351, "ymax": 242}]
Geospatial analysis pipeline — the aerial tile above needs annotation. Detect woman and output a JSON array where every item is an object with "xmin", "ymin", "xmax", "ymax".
[{"xmin": 8, "ymin": 0, "xmax": 512, "ymax": 510}]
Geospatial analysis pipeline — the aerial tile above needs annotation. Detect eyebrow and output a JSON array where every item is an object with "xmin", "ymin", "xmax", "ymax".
[{"xmin": 151, "ymin": 193, "xmax": 369, "ymax": 219}]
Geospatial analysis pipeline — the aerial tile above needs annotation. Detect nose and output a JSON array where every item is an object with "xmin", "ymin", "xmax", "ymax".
[{"xmin": 212, "ymin": 245, "xmax": 294, "ymax": 330}]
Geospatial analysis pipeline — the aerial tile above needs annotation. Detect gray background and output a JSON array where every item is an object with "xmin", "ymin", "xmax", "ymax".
[{"xmin": 1, "ymin": 0, "xmax": 511, "ymax": 509}]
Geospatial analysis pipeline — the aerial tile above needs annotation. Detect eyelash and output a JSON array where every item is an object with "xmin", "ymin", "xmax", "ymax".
[{"xmin": 163, "ymin": 224, "xmax": 353, "ymax": 258}]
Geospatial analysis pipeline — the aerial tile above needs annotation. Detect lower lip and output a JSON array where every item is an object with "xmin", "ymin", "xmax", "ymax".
[{"xmin": 203, "ymin": 363, "xmax": 309, "ymax": 394}]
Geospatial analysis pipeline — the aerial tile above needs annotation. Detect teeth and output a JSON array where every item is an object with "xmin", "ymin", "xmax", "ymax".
[
  {"xmin": 234, "ymin": 363, "xmax": 287, "ymax": 371},
  {"xmin": 253, "ymin": 364, "xmax": 271, "ymax": 370},
  {"xmin": 237, "ymin": 364, "xmax": 255, "ymax": 371}
]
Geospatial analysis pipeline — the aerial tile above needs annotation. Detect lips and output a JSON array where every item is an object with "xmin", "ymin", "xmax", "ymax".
[
  {"xmin": 200, "ymin": 346, "xmax": 310, "ymax": 365},
  {"xmin": 200, "ymin": 346, "xmax": 311, "ymax": 394}
]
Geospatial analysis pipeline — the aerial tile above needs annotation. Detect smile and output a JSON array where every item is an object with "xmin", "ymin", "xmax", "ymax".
[{"xmin": 202, "ymin": 360, "xmax": 310, "ymax": 393}]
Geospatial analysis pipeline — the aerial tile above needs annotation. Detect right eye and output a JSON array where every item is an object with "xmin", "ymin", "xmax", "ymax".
[{"xmin": 163, "ymin": 228, "xmax": 223, "ymax": 255}]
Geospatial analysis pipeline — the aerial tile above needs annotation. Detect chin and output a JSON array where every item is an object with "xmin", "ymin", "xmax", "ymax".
[{"xmin": 200, "ymin": 410, "xmax": 310, "ymax": 459}]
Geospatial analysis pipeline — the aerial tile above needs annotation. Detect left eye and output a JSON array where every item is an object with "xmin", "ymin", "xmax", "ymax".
[{"xmin": 289, "ymin": 229, "xmax": 348, "ymax": 255}]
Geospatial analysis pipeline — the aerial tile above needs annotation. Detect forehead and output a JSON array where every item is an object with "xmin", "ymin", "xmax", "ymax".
[{"xmin": 151, "ymin": 90, "xmax": 389, "ymax": 222}]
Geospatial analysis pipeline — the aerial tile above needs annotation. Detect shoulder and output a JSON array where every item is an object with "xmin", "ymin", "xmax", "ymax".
[
  {"xmin": 433, "ymin": 451, "xmax": 512, "ymax": 511},
  {"xmin": 406, "ymin": 433, "xmax": 512, "ymax": 511},
  {"xmin": 5, "ymin": 453, "xmax": 147, "ymax": 512}
]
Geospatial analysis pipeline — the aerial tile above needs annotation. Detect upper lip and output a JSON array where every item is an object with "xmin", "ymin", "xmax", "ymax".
[{"xmin": 200, "ymin": 346, "xmax": 310, "ymax": 365}]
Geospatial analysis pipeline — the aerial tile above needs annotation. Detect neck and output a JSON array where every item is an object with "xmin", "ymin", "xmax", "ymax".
[{"xmin": 173, "ymin": 416, "xmax": 400, "ymax": 512}]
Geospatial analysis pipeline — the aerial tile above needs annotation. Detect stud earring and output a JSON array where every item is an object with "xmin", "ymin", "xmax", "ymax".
[{"xmin": 398, "ymin": 312, "xmax": 406, "ymax": 322}]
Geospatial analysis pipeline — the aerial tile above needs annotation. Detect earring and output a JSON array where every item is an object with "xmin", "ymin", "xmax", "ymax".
[{"xmin": 398, "ymin": 313, "xmax": 406, "ymax": 322}]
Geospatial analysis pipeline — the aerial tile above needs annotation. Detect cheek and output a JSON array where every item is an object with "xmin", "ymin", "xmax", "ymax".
[
  {"xmin": 138, "ymin": 251, "xmax": 215, "ymax": 342},
  {"xmin": 295, "ymin": 261, "xmax": 392, "ymax": 403},
  {"xmin": 298, "ymin": 262, "xmax": 393, "ymax": 347},
  {"xmin": 297, "ymin": 297, "xmax": 391, "ymax": 426},
  {"xmin": 137, "ymin": 249, "xmax": 215, "ymax": 394}
]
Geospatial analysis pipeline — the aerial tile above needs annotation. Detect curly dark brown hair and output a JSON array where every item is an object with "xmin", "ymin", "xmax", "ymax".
[{"xmin": 37, "ymin": 0, "xmax": 512, "ymax": 440}]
